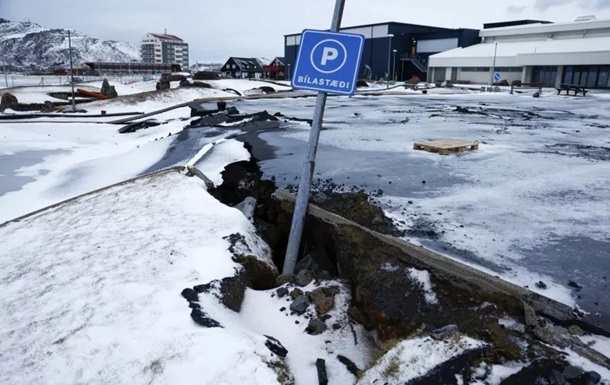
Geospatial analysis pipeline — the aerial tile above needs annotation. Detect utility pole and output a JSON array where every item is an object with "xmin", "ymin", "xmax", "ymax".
[
  {"xmin": 68, "ymin": 30, "xmax": 76, "ymax": 111},
  {"xmin": 392, "ymin": 49, "xmax": 398, "ymax": 82},
  {"xmin": 386, "ymin": 34, "xmax": 394, "ymax": 89},
  {"xmin": 489, "ymin": 41, "xmax": 498, "ymax": 87},
  {"xmin": 282, "ymin": 0, "xmax": 346, "ymax": 275},
  {"xmin": 3, "ymin": 62, "xmax": 8, "ymax": 88}
]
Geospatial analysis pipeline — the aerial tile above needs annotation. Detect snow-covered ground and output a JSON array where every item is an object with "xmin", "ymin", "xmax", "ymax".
[
  {"xmin": 0, "ymin": 169, "xmax": 376, "ymax": 385},
  {"xmin": 233, "ymin": 91, "xmax": 610, "ymax": 322},
  {"xmin": 1, "ymin": 80, "xmax": 610, "ymax": 384}
]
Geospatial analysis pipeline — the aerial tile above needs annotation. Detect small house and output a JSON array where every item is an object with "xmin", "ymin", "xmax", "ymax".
[
  {"xmin": 263, "ymin": 57, "xmax": 286, "ymax": 80},
  {"xmin": 221, "ymin": 57, "xmax": 264, "ymax": 79}
]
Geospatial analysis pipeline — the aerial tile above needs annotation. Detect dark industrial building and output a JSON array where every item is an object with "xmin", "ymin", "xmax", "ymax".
[
  {"xmin": 284, "ymin": 22, "xmax": 480, "ymax": 81},
  {"xmin": 84, "ymin": 62, "xmax": 182, "ymax": 75}
]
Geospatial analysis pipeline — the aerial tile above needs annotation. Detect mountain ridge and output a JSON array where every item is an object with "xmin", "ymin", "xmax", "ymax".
[{"xmin": 0, "ymin": 18, "xmax": 138, "ymax": 67}]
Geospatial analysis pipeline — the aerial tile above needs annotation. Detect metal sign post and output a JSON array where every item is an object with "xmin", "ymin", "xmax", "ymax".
[{"xmin": 283, "ymin": 0, "xmax": 365, "ymax": 275}]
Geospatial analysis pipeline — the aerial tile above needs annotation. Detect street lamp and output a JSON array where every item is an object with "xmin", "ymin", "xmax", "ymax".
[
  {"xmin": 287, "ymin": 63, "xmax": 291, "ymax": 81},
  {"xmin": 386, "ymin": 34, "xmax": 394, "ymax": 89},
  {"xmin": 392, "ymin": 49, "xmax": 398, "ymax": 82}
]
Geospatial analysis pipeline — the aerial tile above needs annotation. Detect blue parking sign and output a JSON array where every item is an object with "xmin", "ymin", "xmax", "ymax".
[{"xmin": 292, "ymin": 30, "xmax": 365, "ymax": 96}]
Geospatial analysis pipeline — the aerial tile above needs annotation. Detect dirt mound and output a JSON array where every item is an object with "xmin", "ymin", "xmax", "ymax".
[{"xmin": 317, "ymin": 192, "xmax": 401, "ymax": 236}]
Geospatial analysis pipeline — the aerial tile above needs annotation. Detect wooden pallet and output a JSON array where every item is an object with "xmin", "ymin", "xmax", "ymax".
[{"xmin": 414, "ymin": 139, "xmax": 479, "ymax": 155}]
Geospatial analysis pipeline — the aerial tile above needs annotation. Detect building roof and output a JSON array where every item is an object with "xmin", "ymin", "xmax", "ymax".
[
  {"xmin": 226, "ymin": 57, "xmax": 263, "ymax": 71},
  {"xmin": 480, "ymin": 17, "xmax": 610, "ymax": 38},
  {"xmin": 429, "ymin": 35, "xmax": 610, "ymax": 67},
  {"xmin": 150, "ymin": 33, "xmax": 184, "ymax": 42},
  {"xmin": 284, "ymin": 21, "xmax": 458, "ymax": 37},
  {"xmin": 273, "ymin": 57, "xmax": 286, "ymax": 65},
  {"xmin": 483, "ymin": 20, "xmax": 552, "ymax": 29}
]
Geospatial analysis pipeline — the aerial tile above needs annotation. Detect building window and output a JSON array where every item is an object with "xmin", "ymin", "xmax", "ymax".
[
  {"xmin": 598, "ymin": 66, "xmax": 609, "ymax": 88},
  {"xmin": 461, "ymin": 67, "xmax": 491, "ymax": 72}
]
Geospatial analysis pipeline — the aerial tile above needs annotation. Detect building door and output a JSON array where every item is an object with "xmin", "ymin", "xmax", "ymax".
[
  {"xmin": 451, "ymin": 68, "xmax": 458, "ymax": 82},
  {"xmin": 533, "ymin": 66, "xmax": 557, "ymax": 88}
]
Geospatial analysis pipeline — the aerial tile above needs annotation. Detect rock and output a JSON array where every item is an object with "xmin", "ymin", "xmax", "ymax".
[
  {"xmin": 0, "ymin": 92, "xmax": 18, "ymax": 112},
  {"xmin": 548, "ymin": 369, "xmax": 566, "ymax": 385},
  {"xmin": 568, "ymin": 281, "xmax": 583, "ymax": 290},
  {"xmin": 568, "ymin": 325, "xmax": 585, "ymax": 336},
  {"xmin": 431, "ymin": 324, "xmax": 458, "ymax": 340},
  {"xmin": 41, "ymin": 100, "xmax": 55, "ymax": 112},
  {"xmin": 316, "ymin": 358, "xmax": 328, "ymax": 385},
  {"xmin": 290, "ymin": 288, "xmax": 304, "ymax": 299},
  {"xmin": 193, "ymin": 274, "xmax": 246, "ymax": 312},
  {"xmin": 265, "ymin": 335, "xmax": 288, "ymax": 358},
  {"xmin": 106, "ymin": 86, "xmax": 118, "ymax": 99},
  {"xmin": 583, "ymin": 371, "xmax": 601, "ymax": 385},
  {"xmin": 100, "ymin": 78, "xmax": 110, "ymax": 95},
  {"xmin": 524, "ymin": 303, "xmax": 540, "ymax": 327},
  {"xmin": 306, "ymin": 318, "xmax": 328, "ymax": 335},
  {"xmin": 290, "ymin": 295, "xmax": 310, "ymax": 314},
  {"xmin": 276, "ymin": 274, "xmax": 296, "ymax": 286},
  {"xmin": 502, "ymin": 359, "xmax": 568, "ymax": 385},
  {"xmin": 372, "ymin": 216, "xmax": 384, "ymax": 225},
  {"xmin": 313, "ymin": 192, "xmax": 329, "ymax": 205},
  {"xmin": 181, "ymin": 288, "xmax": 199, "ymax": 302},
  {"xmin": 232, "ymin": 254, "xmax": 278, "ymax": 290},
  {"xmin": 536, "ymin": 281, "xmax": 548, "ymax": 289},
  {"xmin": 296, "ymin": 269, "xmax": 314, "ymax": 287},
  {"xmin": 308, "ymin": 286, "xmax": 339, "ymax": 315},
  {"xmin": 337, "ymin": 355, "xmax": 361, "ymax": 377},
  {"xmin": 533, "ymin": 92, "xmax": 541, "ymax": 98},
  {"xmin": 179, "ymin": 79, "xmax": 191, "ymax": 88},
  {"xmin": 562, "ymin": 366, "xmax": 583, "ymax": 380},
  {"xmin": 156, "ymin": 81, "xmax": 170, "ymax": 91},
  {"xmin": 295, "ymin": 254, "xmax": 318, "ymax": 274},
  {"xmin": 190, "ymin": 308, "xmax": 222, "ymax": 328},
  {"xmin": 276, "ymin": 287, "xmax": 289, "ymax": 298}
]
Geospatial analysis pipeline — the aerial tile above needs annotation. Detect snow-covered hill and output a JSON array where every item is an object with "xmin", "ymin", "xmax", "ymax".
[{"xmin": 0, "ymin": 18, "xmax": 138, "ymax": 67}]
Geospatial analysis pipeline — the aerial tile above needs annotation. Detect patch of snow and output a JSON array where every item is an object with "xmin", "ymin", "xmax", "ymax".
[
  {"xmin": 356, "ymin": 336, "xmax": 485, "ymax": 385},
  {"xmin": 380, "ymin": 263, "xmax": 400, "ymax": 272},
  {"xmin": 563, "ymin": 347, "xmax": 610, "ymax": 380},
  {"xmin": 406, "ymin": 267, "xmax": 439, "ymax": 305},
  {"xmin": 470, "ymin": 362, "xmax": 526, "ymax": 385},
  {"xmin": 0, "ymin": 170, "xmax": 278, "ymax": 385},
  {"xmin": 579, "ymin": 335, "xmax": 610, "ymax": 357},
  {"xmin": 195, "ymin": 139, "xmax": 251, "ymax": 186},
  {"xmin": 498, "ymin": 317, "xmax": 526, "ymax": 333}
]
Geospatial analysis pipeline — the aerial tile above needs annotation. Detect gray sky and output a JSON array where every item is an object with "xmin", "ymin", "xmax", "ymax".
[{"xmin": 2, "ymin": 0, "xmax": 610, "ymax": 63}]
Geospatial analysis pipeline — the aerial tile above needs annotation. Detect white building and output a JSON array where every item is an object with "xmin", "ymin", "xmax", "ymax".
[
  {"xmin": 140, "ymin": 32, "xmax": 189, "ymax": 70},
  {"xmin": 428, "ymin": 17, "xmax": 610, "ymax": 88}
]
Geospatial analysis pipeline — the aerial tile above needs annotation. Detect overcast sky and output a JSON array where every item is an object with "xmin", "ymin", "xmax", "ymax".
[{"xmin": 2, "ymin": 0, "xmax": 610, "ymax": 63}]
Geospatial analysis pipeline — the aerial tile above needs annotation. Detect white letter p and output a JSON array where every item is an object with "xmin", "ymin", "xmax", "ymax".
[{"xmin": 321, "ymin": 47, "xmax": 339, "ymax": 66}]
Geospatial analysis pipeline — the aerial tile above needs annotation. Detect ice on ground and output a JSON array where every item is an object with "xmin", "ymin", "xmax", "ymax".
[
  {"xmin": 206, "ymin": 79, "xmax": 292, "ymax": 93},
  {"xmin": 356, "ymin": 336, "xmax": 485, "ymax": 385},
  {"xmin": 0, "ymin": 170, "xmax": 279, "ymax": 385},
  {"xmin": 406, "ymin": 267, "xmax": 439, "ymax": 305},
  {"xmin": 195, "ymin": 139, "xmax": 251, "ymax": 186}
]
